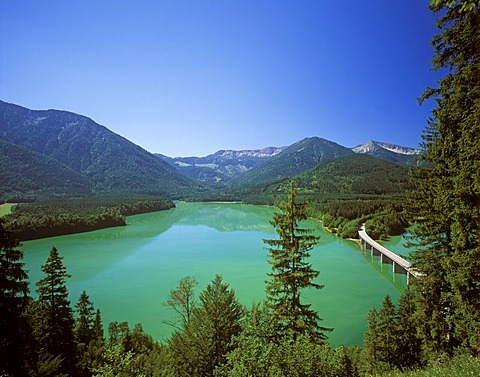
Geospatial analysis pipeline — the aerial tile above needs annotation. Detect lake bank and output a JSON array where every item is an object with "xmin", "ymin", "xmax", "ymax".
[{"xmin": 20, "ymin": 202, "xmax": 404, "ymax": 346}]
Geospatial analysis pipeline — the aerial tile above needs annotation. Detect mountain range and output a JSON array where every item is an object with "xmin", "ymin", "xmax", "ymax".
[
  {"xmin": 0, "ymin": 100, "xmax": 421, "ymax": 200},
  {"xmin": 157, "ymin": 146, "xmax": 285, "ymax": 185},
  {"xmin": 159, "ymin": 138, "xmax": 421, "ymax": 185}
]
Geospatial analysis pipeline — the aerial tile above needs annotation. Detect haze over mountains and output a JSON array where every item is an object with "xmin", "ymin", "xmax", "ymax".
[{"xmin": 0, "ymin": 100, "xmax": 420, "ymax": 200}]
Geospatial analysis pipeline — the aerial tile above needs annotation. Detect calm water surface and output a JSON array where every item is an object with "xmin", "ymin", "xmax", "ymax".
[{"xmin": 21, "ymin": 202, "xmax": 405, "ymax": 346}]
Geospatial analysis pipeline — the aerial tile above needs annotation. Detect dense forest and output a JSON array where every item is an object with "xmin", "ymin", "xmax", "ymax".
[
  {"xmin": 1, "ymin": 196, "xmax": 175, "ymax": 241},
  {"xmin": 2, "ymin": 182, "xmax": 479, "ymax": 376},
  {"xmin": 1, "ymin": 0, "xmax": 479, "ymax": 375}
]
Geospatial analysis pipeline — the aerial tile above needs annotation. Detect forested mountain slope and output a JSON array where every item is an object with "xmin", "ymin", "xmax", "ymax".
[
  {"xmin": 234, "ymin": 153, "xmax": 412, "ymax": 200},
  {"xmin": 0, "ymin": 100, "xmax": 206, "ymax": 198},
  {"xmin": 295, "ymin": 153, "xmax": 413, "ymax": 195},
  {"xmin": 228, "ymin": 137, "xmax": 353, "ymax": 187},
  {"xmin": 0, "ymin": 139, "xmax": 93, "ymax": 199}
]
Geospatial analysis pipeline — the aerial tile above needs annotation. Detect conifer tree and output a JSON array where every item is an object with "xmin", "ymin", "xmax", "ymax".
[
  {"xmin": 408, "ymin": 0, "xmax": 480, "ymax": 356},
  {"xmin": 0, "ymin": 220, "xmax": 32, "ymax": 375},
  {"xmin": 75, "ymin": 290, "xmax": 96, "ymax": 346},
  {"xmin": 75, "ymin": 290, "xmax": 101, "ymax": 376},
  {"xmin": 376, "ymin": 295, "xmax": 398, "ymax": 370},
  {"xmin": 264, "ymin": 180, "xmax": 330, "ymax": 341},
  {"xmin": 93, "ymin": 308, "xmax": 104, "ymax": 341},
  {"xmin": 168, "ymin": 275, "xmax": 243, "ymax": 376},
  {"xmin": 395, "ymin": 288, "xmax": 422, "ymax": 370},
  {"xmin": 363, "ymin": 307, "xmax": 381, "ymax": 375},
  {"xmin": 35, "ymin": 246, "xmax": 78, "ymax": 376}
]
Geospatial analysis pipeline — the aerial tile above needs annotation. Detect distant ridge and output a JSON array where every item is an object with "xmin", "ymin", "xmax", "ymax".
[
  {"xmin": 157, "ymin": 146, "xmax": 286, "ymax": 184},
  {"xmin": 352, "ymin": 140, "xmax": 421, "ymax": 165},
  {"xmin": 295, "ymin": 153, "xmax": 414, "ymax": 195},
  {"xmin": 0, "ymin": 100, "xmax": 422, "ymax": 200}
]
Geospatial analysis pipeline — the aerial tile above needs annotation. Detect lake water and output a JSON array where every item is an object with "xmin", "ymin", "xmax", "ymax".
[{"xmin": 21, "ymin": 202, "xmax": 405, "ymax": 346}]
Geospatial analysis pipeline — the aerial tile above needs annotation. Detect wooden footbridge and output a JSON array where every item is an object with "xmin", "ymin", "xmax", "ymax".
[{"xmin": 358, "ymin": 224, "xmax": 422, "ymax": 284}]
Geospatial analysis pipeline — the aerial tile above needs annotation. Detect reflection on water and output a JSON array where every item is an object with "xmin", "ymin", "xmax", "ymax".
[
  {"xmin": 359, "ymin": 246, "xmax": 408, "ymax": 291},
  {"xmin": 21, "ymin": 202, "xmax": 404, "ymax": 347}
]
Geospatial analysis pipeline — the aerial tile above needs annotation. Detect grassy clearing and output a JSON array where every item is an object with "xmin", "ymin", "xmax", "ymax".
[{"xmin": 0, "ymin": 203, "xmax": 16, "ymax": 217}]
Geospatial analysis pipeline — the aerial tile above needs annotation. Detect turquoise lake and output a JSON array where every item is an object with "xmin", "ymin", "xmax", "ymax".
[{"xmin": 20, "ymin": 202, "xmax": 408, "ymax": 346}]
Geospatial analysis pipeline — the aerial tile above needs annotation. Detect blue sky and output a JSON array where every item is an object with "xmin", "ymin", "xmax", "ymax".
[{"xmin": 1, "ymin": 0, "xmax": 440, "ymax": 157}]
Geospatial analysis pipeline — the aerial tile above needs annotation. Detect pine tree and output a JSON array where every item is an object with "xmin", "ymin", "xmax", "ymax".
[
  {"xmin": 0, "ymin": 220, "xmax": 32, "ymax": 376},
  {"xmin": 75, "ymin": 290, "xmax": 96, "ymax": 346},
  {"xmin": 363, "ymin": 307, "xmax": 381, "ymax": 375},
  {"xmin": 264, "ymin": 180, "xmax": 331, "ymax": 341},
  {"xmin": 168, "ymin": 275, "xmax": 243, "ymax": 376},
  {"xmin": 376, "ymin": 295, "xmax": 398, "ymax": 370},
  {"xmin": 35, "ymin": 246, "xmax": 78, "ymax": 376},
  {"xmin": 408, "ymin": 0, "xmax": 480, "ymax": 357},
  {"xmin": 93, "ymin": 308, "xmax": 104, "ymax": 341},
  {"xmin": 75, "ymin": 290, "xmax": 99, "ymax": 376},
  {"xmin": 395, "ymin": 288, "xmax": 422, "ymax": 370}
]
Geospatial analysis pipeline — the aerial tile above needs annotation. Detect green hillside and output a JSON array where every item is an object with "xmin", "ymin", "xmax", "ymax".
[
  {"xmin": 0, "ymin": 139, "xmax": 93, "ymax": 200},
  {"xmin": 0, "ymin": 100, "xmax": 207, "ymax": 198},
  {"xmin": 233, "ymin": 153, "xmax": 412, "ymax": 200},
  {"xmin": 295, "ymin": 153, "xmax": 413, "ymax": 195},
  {"xmin": 228, "ymin": 137, "xmax": 353, "ymax": 187}
]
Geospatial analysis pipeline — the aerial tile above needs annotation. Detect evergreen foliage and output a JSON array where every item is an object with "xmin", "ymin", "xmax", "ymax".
[
  {"xmin": 75, "ymin": 291, "xmax": 106, "ymax": 376},
  {"xmin": 0, "ymin": 100, "xmax": 207, "ymax": 199},
  {"xmin": 0, "ymin": 220, "xmax": 32, "ymax": 376},
  {"xmin": 264, "ymin": 181, "xmax": 331, "ymax": 341},
  {"xmin": 2, "ymin": 196, "xmax": 175, "ymax": 240},
  {"xmin": 168, "ymin": 275, "xmax": 243, "ymax": 376},
  {"xmin": 407, "ymin": 0, "xmax": 480, "ymax": 358},
  {"xmin": 34, "ymin": 246, "xmax": 78, "ymax": 376},
  {"xmin": 363, "ymin": 293, "xmax": 423, "ymax": 375},
  {"xmin": 395, "ymin": 288, "xmax": 422, "ymax": 370}
]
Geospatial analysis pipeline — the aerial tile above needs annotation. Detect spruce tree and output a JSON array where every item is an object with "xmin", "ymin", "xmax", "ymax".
[
  {"xmin": 168, "ymin": 275, "xmax": 243, "ymax": 376},
  {"xmin": 363, "ymin": 297, "xmax": 399, "ymax": 374},
  {"xmin": 75, "ymin": 290, "xmax": 96, "ymax": 346},
  {"xmin": 93, "ymin": 308, "xmax": 104, "ymax": 341},
  {"xmin": 376, "ymin": 296, "xmax": 398, "ymax": 370},
  {"xmin": 0, "ymin": 220, "xmax": 32, "ymax": 376},
  {"xmin": 363, "ymin": 307, "xmax": 381, "ymax": 375},
  {"xmin": 264, "ymin": 180, "xmax": 331, "ymax": 341},
  {"xmin": 35, "ymin": 246, "xmax": 78, "ymax": 376},
  {"xmin": 395, "ymin": 288, "xmax": 422, "ymax": 370},
  {"xmin": 408, "ymin": 0, "xmax": 480, "ymax": 356},
  {"xmin": 75, "ymin": 290, "xmax": 98, "ymax": 376}
]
